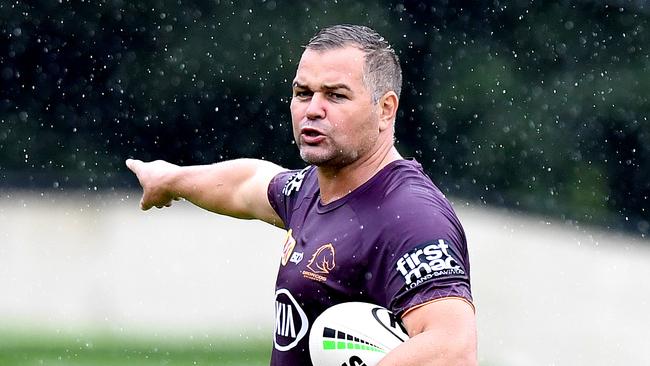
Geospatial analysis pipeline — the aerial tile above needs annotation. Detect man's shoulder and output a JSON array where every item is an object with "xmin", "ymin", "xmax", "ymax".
[
  {"xmin": 350, "ymin": 159, "xmax": 451, "ymax": 217},
  {"xmin": 267, "ymin": 166, "xmax": 318, "ymax": 211},
  {"xmin": 278, "ymin": 165, "xmax": 316, "ymax": 197},
  {"xmin": 379, "ymin": 159, "xmax": 445, "ymax": 203}
]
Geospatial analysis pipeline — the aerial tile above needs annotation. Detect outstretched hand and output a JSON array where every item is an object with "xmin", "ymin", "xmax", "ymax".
[{"xmin": 125, "ymin": 159, "xmax": 181, "ymax": 210}]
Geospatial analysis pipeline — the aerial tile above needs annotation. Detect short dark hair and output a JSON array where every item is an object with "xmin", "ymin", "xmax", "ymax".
[{"xmin": 306, "ymin": 24, "xmax": 402, "ymax": 103}]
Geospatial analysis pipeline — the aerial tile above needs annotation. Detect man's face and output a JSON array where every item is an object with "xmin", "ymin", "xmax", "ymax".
[{"xmin": 290, "ymin": 46, "xmax": 380, "ymax": 168}]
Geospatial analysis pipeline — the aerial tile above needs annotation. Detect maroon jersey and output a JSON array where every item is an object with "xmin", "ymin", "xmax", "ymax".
[{"xmin": 267, "ymin": 159, "xmax": 472, "ymax": 365}]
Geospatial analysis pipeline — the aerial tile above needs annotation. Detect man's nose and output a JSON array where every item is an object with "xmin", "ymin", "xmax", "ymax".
[{"xmin": 305, "ymin": 93, "xmax": 326, "ymax": 120}]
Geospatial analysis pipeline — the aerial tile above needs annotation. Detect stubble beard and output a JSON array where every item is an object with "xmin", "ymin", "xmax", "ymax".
[{"xmin": 298, "ymin": 141, "xmax": 360, "ymax": 169}]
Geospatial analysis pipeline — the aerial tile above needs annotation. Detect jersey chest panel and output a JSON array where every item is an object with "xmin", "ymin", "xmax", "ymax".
[{"xmin": 273, "ymin": 203, "xmax": 372, "ymax": 356}]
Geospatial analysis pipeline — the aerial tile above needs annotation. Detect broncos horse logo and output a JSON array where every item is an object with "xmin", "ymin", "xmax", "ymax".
[{"xmin": 306, "ymin": 243, "xmax": 336, "ymax": 274}]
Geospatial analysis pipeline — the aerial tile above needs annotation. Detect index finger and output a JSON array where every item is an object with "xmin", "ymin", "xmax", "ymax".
[{"xmin": 125, "ymin": 159, "xmax": 141, "ymax": 173}]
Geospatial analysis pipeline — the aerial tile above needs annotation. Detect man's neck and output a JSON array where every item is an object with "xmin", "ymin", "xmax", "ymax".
[{"xmin": 316, "ymin": 145, "xmax": 402, "ymax": 205}]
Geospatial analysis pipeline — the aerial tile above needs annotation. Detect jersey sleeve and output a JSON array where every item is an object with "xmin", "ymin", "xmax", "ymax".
[
  {"xmin": 267, "ymin": 166, "xmax": 311, "ymax": 227},
  {"xmin": 368, "ymin": 187, "xmax": 473, "ymax": 317}
]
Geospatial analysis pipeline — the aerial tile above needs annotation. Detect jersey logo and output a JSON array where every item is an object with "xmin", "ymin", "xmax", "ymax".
[
  {"xmin": 302, "ymin": 243, "xmax": 336, "ymax": 282},
  {"xmin": 282, "ymin": 166, "xmax": 310, "ymax": 196},
  {"xmin": 274, "ymin": 288, "xmax": 309, "ymax": 351},
  {"xmin": 289, "ymin": 251, "xmax": 304, "ymax": 264},
  {"xmin": 281, "ymin": 229, "xmax": 297, "ymax": 266},
  {"xmin": 395, "ymin": 239, "xmax": 466, "ymax": 291}
]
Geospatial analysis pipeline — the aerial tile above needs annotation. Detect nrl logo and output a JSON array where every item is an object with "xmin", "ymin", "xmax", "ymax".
[{"xmin": 302, "ymin": 243, "xmax": 336, "ymax": 282}]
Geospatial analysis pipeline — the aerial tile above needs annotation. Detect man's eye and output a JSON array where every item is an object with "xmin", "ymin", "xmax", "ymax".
[
  {"xmin": 295, "ymin": 90, "xmax": 311, "ymax": 98},
  {"xmin": 328, "ymin": 92, "xmax": 346, "ymax": 100}
]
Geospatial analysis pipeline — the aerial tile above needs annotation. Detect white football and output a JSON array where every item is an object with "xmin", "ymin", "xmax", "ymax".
[{"xmin": 309, "ymin": 302, "xmax": 409, "ymax": 366}]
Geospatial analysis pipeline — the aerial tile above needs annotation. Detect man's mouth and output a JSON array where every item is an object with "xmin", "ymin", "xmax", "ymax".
[{"xmin": 300, "ymin": 127, "xmax": 326, "ymax": 144}]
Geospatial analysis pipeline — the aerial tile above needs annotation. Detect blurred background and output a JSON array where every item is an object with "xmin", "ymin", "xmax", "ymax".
[{"xmin": 1, "ymin": 0, "xmax": 649, "ymax": 365}]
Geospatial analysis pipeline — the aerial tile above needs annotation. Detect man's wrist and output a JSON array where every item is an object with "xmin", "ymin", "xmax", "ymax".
[{"xmin": 161, "ymin": 162, "xmax": 185, "ymax": 200}]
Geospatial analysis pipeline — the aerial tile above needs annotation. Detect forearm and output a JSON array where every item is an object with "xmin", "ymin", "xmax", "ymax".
[
  {"xmin": 169, "ymin": 159, "xmax": 251, "ymax": 212},
  {"xmin": 161, "ymin": 158, "xmax": 284, "ymax": 219},
  {"xmin": 377, "ymin": 329, "xmax": 477, "ymax": 366}
]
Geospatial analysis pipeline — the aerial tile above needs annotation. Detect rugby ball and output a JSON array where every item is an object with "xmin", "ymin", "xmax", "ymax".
[{"xmin": 309, "ymin": 302, "xmax": 409, "ymax": 366}]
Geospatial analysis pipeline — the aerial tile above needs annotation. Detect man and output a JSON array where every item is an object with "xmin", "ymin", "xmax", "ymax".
[{"xmin": 126, "ymin": 24, "xmax": 476, "ymax": 365}]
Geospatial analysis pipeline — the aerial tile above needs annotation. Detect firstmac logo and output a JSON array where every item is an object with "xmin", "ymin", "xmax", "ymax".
[{"xmin": 395, "ymin": 239, "xmax": 465, "ymax": 290}]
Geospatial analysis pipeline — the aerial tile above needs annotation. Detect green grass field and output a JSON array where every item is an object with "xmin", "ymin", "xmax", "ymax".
[{"xmin": 0, "ymin": 329, "xmax": 271, "ymax": 366}]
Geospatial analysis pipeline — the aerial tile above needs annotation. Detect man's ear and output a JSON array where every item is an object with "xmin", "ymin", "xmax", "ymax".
[{"xmin": 378, "ymin": 91, "xmax": 399, "ymax": 131}]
